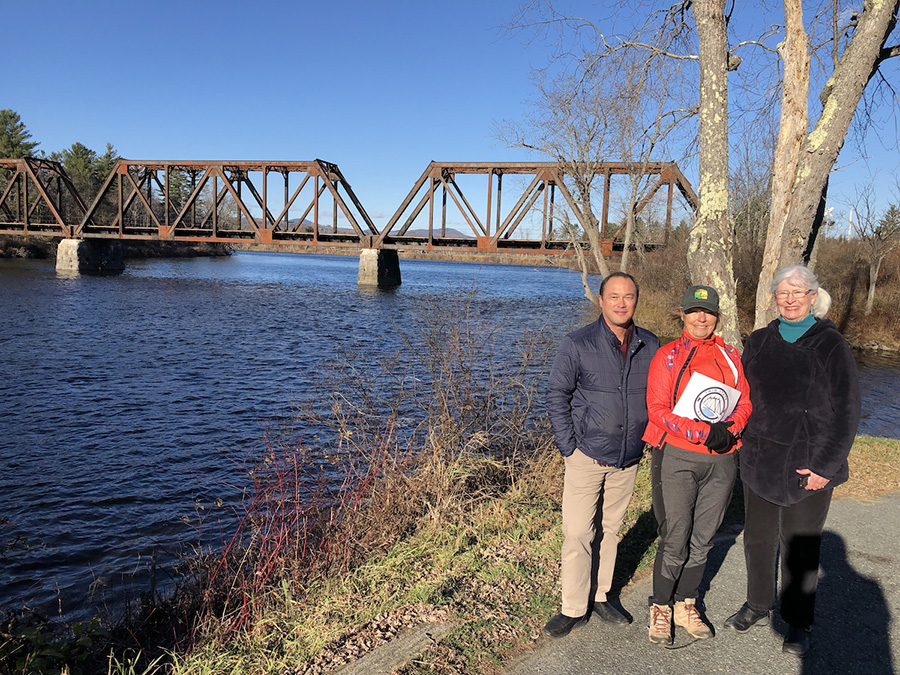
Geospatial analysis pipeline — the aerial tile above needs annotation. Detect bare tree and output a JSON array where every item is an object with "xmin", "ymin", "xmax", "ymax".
[
  {"xmin": 848, "ymin": 189, "xmax": 900, "ymax": 314},
  {"xmin": 498, "ymin": 68, "xmax": 614, "ymax": 299},
  {"xmin": 613, "ymin": 50, "xmax": 695, "ymax": 272},
  {"xmin": 510, "ymin": 1, "xmax": 899, "ymax": 341},
  {"xmin": 731, "ymin": 127, "xmax": 776, "ymax": 282},
  {"xmin": 754, "ymin": 0, "xmax": 900, "ymax": 327},
  {"xmin": 501, "ymin": 3, "xmax": 695, "ymax": 301},
  {"xmin": 506, "ymin": 1, "xmax": 744, "ymax": 345}
]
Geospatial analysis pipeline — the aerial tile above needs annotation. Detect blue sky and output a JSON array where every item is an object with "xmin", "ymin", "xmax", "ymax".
[
  {"xmin": 6, "ymin": 0, "xmax": 898, "ymax": 230},
  {"xmin": 8, "ymin": 1, "xmax": 541, "ymax": 225}
]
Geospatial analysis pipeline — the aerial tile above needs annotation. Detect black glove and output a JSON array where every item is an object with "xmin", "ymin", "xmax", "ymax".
[{"xmin": 703, "ymin": 421, "xmax": 735, "ymax": 454}]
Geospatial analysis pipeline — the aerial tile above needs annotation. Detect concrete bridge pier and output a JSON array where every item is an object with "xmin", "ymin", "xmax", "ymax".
[
  {"xmin": 56, "ymin": 239, "xmax": 125, "ymax": 274},
  {"xmin": 358, "ymin": 248, "xmax": 401, "ymax": 288}
]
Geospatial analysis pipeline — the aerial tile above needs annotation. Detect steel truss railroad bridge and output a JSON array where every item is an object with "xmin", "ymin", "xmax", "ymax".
[{"xmin": 0, "ymin": 157, "xmax": 697, "ymax": 282}]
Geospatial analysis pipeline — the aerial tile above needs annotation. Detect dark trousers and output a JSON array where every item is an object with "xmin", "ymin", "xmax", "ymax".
[
  {"xmin": 650, "ymin": 444, "xmax": 737, "ymax": 605},
  {"xmin": 742, "ymin": 483, "xmax": 832, "ymax": 628}
]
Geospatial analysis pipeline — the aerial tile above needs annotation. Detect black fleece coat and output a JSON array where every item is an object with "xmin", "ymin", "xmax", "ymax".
[
  {"xmin": 547, "ymin": 318, "xmax": 659, "ymax": 467},
  {"xmin": 739, "ymin": 318, "xmax": 861, "ymax": 506}
]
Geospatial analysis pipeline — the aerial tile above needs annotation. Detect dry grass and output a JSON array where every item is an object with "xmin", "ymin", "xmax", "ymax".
[
  {"xmin": 629, "ymin": 236, "xmax": 900, "ymax": 349},
  {"xmin": 834, "ymin": 435, "xmax": 900, "ymax": 502},
  {"xmin": 148, "ymin": 281, "xmax": 900, "ymax": 674}
]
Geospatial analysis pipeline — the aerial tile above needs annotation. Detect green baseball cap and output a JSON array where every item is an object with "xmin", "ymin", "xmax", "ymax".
[{"xmin": 682, "ymin": 285, "xmax": 719, "ymax": 312}]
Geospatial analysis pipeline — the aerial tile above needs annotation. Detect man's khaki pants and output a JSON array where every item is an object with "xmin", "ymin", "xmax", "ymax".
[{"xmin": 560, "ymin": 448, "xmax": 639, "ymax": 617}]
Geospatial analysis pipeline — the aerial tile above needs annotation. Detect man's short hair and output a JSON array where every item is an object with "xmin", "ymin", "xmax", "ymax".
[{"xmin": 598, "ymin": 271, "xmax": 639, "ymax": 300}]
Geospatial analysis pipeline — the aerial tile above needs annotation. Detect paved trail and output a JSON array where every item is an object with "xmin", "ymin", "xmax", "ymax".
[{"xmin": 504, "ymin": 493, "xmax": 900, "ymax": 675}]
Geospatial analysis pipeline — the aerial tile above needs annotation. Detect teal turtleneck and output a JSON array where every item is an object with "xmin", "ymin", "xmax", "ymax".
[{"xmin": 778, "ymin": 313, "xmax": 816, "ymax": 343}]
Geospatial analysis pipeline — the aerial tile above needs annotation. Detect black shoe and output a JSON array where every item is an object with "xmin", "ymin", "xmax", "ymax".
[
  {"xmin": 543, "ymin": 613, "xmax": 588, "ymax": 638},
  {"xmin": 592, "ymin": 600, "xmax": 631, "ymax": 625},
  {"xmin": 724, "ymin": 603, "xmax": 770, "ymax": 632},
  {"xmin": 783, "ymin": 626, "xmax": 811, "ymax": 657}
]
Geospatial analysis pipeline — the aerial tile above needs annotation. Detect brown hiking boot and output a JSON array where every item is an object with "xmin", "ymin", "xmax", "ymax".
[
  {"xmin": 648, "ymin": 603, "xmax": 673, "ymax": 645},
  {"xmin": 674, "ymin": 598, "xmax": 713, "ymax": 639}
]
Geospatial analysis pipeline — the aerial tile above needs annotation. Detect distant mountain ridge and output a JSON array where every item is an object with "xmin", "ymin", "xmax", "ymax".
[{"xmin": 294, "ymin": 223, "xmax": 474, "ymax": 238}]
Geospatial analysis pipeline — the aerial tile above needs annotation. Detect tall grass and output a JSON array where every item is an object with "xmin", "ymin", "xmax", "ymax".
[{"xmin": 159, "ymin": 289, "xmax": 561, "ymax": 672}]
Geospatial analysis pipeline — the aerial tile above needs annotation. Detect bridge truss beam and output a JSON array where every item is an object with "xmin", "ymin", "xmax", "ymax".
[
  {"xmin": 74, "ymin": 159, "xmax": 379, "ymax": 246},
  {"xmin": 374, "ymin": 161, "xmax": 698, "ymax": 253},
  {"xmin": 0, "ymin": 158, "xmax": 89, "ymax": 237},
  {"xmin": 0, "ymin": 158, "xmax": 698, "ymax": 255}
]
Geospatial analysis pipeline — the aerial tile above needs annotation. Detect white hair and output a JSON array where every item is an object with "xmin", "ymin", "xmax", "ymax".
[
  {"xmin": 812, "ymin": 288, "xmax": 832, "ymax": 318},
  {"xmin": 771, "ymin": 264, "xmax": 831, "ymax": 318}
]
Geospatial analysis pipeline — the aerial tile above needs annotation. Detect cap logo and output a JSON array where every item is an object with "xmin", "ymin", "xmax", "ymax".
[{"xmin": 694, "ymin": 289, "xmax": 708, "ymax": 300}]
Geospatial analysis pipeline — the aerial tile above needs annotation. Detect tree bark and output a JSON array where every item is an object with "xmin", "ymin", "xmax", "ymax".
[
  {"xmin": 754, "ymin": 0, "xmax": 809, "ymax": 327},
  {"xmin": 865, "ymin": 258, "xmax": 881, "ymax": 315},
  {"xmin": 575, "ymin": 187, "xmax": 612, "ymax": 280},
  {"xmin": 781, "ymin": 1, "xmax": 899, "ymax": 264},
  {"xmin": 756, "ymin": 0, "xmax": 900, "ymax": 327},
  {"xmin": 688, "ymin": 0, "xmax": 741, "ymax": 348}
]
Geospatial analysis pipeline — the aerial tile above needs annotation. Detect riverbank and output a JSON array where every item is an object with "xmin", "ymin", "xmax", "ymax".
[
  {"xmin": 4, "ymin": 234, "xmax": 896, "ymax": 351},
  {"xmin": 0, "ymin": 235, "xmax": 231, "ymax": 259},
  {"xmin": 185, "ymin": 435, "xmax": 900, "ymax": 674},
  {"xmin": 235, "ymin": 241, "xmax": 582, "ymax": 270},
  {"xmin": 1, "ymin": 251, "xmax": 897, "ymax": 674}
]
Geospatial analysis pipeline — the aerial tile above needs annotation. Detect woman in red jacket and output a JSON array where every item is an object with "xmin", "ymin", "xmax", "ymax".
[{"xmin": 642, "ymin": 285, "xmax": 752, "ymax": 646}]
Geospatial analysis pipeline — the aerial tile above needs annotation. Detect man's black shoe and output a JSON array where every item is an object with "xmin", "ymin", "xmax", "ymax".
[
  {"xmin": 723, "ymin": 603, "xmax": 770, "ymax": 632},
  {"xmin": 592, "ymin": 601, "xmax": 631, "ymax": 625},
  {"xmin": 542, "ymin": 613, "xmax": 588, "ymax": 638},
  {"xmin": 782, "ymin": 626, "xmax": 811, "ymax": 657}
]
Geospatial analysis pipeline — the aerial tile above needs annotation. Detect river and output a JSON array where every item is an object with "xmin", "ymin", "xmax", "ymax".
[{"xmin": 1, "ymin": 251, "xmax": 897, "ymax": 621}]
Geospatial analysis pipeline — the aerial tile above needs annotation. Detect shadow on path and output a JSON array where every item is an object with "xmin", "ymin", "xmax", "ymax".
[{"xmin": 799, "ymin": 531, "xmax": 894, "ymax": 674}]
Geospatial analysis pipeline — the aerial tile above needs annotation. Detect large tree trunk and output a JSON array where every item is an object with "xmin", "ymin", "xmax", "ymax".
[
  {"xmin": 688, "ymin": 0, "xmax": 741, "ymax": 348},
  {"xmin": 756, "ymin": 0, "xmax": 900, "ymax": 327},
  {"xmin": 754, "ymin": 0, "xmax": 809, "ymax": 328}
]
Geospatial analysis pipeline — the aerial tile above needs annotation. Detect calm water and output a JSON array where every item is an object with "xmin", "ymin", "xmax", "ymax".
[
  {"xmin": 1, "ymin": 252, "xmax": 897, "ymax": 620},
  {"xmin": 0, "ymin": 252, "xmax": 591, "ymax": 620}
]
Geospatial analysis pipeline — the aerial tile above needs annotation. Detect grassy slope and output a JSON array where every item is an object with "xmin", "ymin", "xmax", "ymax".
[{"xmin": 171, "ymin": 435, "xmax": 899, "ymax": 675}]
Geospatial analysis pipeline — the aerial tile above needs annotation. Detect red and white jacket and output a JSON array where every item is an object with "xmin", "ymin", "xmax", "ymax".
[{"xmin": 642, "ymin": 333, "xmax": 752, "ymax": 455}]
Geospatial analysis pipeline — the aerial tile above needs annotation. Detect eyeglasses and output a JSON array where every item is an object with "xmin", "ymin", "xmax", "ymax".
[{"xmin": 774, "ymin": 289, "xmax": 814, "ymax": 300}]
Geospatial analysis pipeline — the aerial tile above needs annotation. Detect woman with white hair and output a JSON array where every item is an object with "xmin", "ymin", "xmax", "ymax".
[{"xmin": 724, "ymin": 264, "xmax": 861, "ymax": 658}]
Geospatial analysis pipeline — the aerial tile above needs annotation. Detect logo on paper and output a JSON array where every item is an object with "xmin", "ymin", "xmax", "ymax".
[{"xmin": 694, "ymin": 386, "xmax": 728, "ymax": 422}]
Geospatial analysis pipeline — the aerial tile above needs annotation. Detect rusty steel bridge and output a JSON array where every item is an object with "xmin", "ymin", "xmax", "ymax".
[{"xmin": 0, "ymin": 157, "xmax": 697, "ymax": 257}]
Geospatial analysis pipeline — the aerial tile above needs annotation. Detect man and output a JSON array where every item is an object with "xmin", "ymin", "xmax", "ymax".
[{"xmin": 544, "ymin": 272, "xmax": 660, "ymax": 637}]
